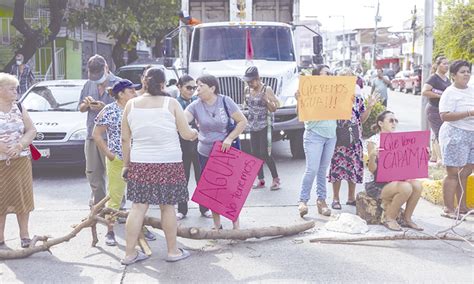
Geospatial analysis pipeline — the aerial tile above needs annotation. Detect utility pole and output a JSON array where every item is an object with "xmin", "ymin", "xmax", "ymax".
[
  {"xmin": 371, "ymin": 0, "xmax": 381, "ymax": 68},
  {"xmin": 411, "ymin": 5, "xmax": 417, "ymax": 70},
  {"xmin": 421, "ymin": 0, "xmax": 434, "ymax": 131},
  {"xmin": 329, "ymin": 15, "xmax": 345, "ymax": 67}
]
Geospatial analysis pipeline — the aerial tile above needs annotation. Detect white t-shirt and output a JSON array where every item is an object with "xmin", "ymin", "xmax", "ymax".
[
  {"xmin": 364, "ymin": 133, "xmax": 380, "ymax": 183},
  {"xmin": 439, "ymin": 85, "xmax": 474, "ymax": 131}
]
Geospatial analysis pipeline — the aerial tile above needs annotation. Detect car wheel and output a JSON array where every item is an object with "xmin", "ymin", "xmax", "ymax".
[{"xmin": 289, "ymin": 129, "xmax": 305, "ymax": 159}]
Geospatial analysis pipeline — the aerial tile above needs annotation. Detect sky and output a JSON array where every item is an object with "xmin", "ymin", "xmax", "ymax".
[{"xmin": 301, "ymin": 0, "xmax": 425, "ymax": 32}]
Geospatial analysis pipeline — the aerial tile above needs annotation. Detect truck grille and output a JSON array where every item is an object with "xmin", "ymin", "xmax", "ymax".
[
  {"xmin": 34, "ymin": 132, "xmax": 67, "ymax": 141},
  {"xmin": 217, "ymin": 76, "xmax": 279, "ymax": 105}
]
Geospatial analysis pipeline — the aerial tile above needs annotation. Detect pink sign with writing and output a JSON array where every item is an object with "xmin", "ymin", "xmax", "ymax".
[
  {"xmin": 192, "ymin": 142, "xmax": 264, "ymax": 221},
  {"xmin": 376, "ymin": 131, "xmax": 430, "ymax": 182}
]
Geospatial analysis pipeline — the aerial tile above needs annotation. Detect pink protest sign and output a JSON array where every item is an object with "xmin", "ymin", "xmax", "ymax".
[
  {"xmin": 376, "ymin": 131, "xmax": 430, "ymax": 182},
  {"xmin": 192, "ymin": 141, "xmax": 264, "ymax": 221}
]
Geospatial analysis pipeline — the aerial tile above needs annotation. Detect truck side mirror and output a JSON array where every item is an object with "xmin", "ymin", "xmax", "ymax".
[
  {"xmin": 163, "ymin": 37, "xmax": 173, "ymax": 68},
  {"xmin": 312, "ymin": 34, "xmax": 323, "ymax": 55}
]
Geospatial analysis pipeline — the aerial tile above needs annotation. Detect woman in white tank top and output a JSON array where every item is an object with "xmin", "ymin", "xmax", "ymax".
[{"xmin": 120, "ymin": 68, "xmax": 198, "ymax": 265}]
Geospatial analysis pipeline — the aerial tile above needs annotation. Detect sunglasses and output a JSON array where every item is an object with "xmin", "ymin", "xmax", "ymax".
[
  {"xmin": 185, "ymin": 86, "xmax": 197, "ymax": 91},
  {"xmin": 388, "ymin": 118, "xmax": 399, "ymax": 124}
]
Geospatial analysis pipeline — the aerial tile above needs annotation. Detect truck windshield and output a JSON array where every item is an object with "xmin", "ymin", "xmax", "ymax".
[{"xmin": 191, "ymin": 25, "xmax": 295, "ymax": 62}]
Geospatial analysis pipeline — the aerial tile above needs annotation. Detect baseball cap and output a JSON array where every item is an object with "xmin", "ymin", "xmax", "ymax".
[
  {"xmin": 111, "ymin": 79, "xmax": 141, "ymax": 95},
  {"xmin": 243, "ymin": 66, "xmax": 259, "ymax": 82},
  {"xmin": 87, "ymin": 54, "xmax": 107, "ymax": 81}
]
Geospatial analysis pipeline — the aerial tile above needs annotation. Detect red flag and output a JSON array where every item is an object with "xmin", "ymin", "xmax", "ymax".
[{"xmin": 245, "ymin": 30, "xmax": 254, "ymax": 60}]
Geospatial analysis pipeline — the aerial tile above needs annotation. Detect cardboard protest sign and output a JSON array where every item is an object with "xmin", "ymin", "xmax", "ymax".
[
  {"xmin": 297, "ymin": 75, "xmax": 356, "ymax": 121},
  {"xmin": 376, "ymin": 131, "xmax": 430, "ymax": 182},
  {"xmin": 192, "ymin": 141, "xmax": 264, "ymax": 221}
]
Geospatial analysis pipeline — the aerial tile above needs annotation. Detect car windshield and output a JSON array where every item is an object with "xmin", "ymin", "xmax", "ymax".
[
  {"xmin": 22, "ymin": 85, "xmax": 83, "ymax": 112},
  {"xmin": 116, "ymin": 66, "xmax": 177, "ymax": 84},
  {"xmin": 191, "ymin": 25, "xmax": 295, "ymax": 62}
]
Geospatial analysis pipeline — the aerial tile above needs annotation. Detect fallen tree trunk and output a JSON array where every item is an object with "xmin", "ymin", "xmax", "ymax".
[
  {"xmin": 101, "ymin": 208, "xmax": 316, "ymax": 240},
  {"xmin": 0, "ymin": 198, "xmax": 315, "ymax": 259},
  {"xmin": 0, "ymin": 197, "xmax": 109, "ymax": 260},
  {"xmin": 309, "ymin": 233, "xmax": 472, "ymax": 243}
]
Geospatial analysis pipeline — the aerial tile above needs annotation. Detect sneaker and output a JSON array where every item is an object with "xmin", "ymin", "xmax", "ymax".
[
  {"xmin": 143, "ymin": 227, "xmax": 156, "ymax": 241},
  {"xmin": 176, "ymin": 212, "xmax": 185, "ymax": 220},
  {"xmin": 105, "ymin": 231, "xmax": 117, "ymax": 246},
  {"xmin": 270, "ymin": 177, "xmax": 281, "ymax": 190},
  {"xmin": 253, "ymin": 179, "xmax": 265, "ymax": 189}
]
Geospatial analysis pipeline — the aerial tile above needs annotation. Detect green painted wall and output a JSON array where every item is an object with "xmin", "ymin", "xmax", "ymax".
[{"xmin": 64, "ymin": 39, "xmax": 82, "ymax": 79}]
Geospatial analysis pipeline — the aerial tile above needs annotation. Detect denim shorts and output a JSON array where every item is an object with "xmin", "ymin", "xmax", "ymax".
[{"xmin": 439, "ymin": 123, "xmax": 474, "ymax": 167}]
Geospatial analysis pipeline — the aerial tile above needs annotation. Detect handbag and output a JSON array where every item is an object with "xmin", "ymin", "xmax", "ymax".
[
  {"xmin": 16, "ymin": 103, "xmax": 41, "ymax": 160},
  {"xmin": 222, "ymin": 96, "xmax": 241, "ymax": 150},
  {"xmin": 336, "ymin": 120, "xmax": 360, "ymax": 147}
]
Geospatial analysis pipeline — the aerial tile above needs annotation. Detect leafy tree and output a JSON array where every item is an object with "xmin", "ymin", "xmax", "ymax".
[
  {"xmin": 434, "ymin": 0, "xmax": 474, "ymax": 62},
  {"xmin": 2, "ymin": 0, "xmax": 68, "ymax": 72},
  {"xmin": 68, "ymin": 0, "xmax": 179, "ymax": 68}
]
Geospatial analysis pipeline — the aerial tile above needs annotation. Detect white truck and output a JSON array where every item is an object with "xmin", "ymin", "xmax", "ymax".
[{"xmin": 164, "ymin": 0, "xmax": 322, "ymax": 158}]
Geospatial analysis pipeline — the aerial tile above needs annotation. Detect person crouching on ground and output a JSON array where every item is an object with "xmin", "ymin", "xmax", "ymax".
[
  {"xmin": 365, "ymin": 111, "xmax": 423, "ymax": 231},
  {"xmin": 120, "ymin": 68, "xmax": 198, "ymax": 265}
]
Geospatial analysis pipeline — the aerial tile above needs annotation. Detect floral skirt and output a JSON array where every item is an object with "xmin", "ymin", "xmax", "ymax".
[
  {"xmin": 126, "ymin": 162, "xmax": 188, "ymax": 205},
  {"xmin": 328, "ymin": 140, "xmax": 364, "ymax": 184}
]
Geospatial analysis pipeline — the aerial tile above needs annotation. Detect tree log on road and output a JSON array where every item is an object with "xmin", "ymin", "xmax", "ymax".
[
  {"xmin": 0, "ymin": 197, "xmax": 108, "ymax": 260},
  {"xmin": 0, "ymin": 198, "xmax": 315, "ymax": 259}
]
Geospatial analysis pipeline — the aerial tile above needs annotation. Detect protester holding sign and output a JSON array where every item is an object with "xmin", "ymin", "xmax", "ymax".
[
  {"xmin": 329, "ymin": 68, "xmax": 376, "ymax": 210},
  {"xmin": 243, "ymin": 66, "xmax": 281, "ymax": 190},
  {"xmin": 185, "ymin": 75, "xmax": 247, "ymax": 230},
  {"xmin": 121, "ymin": 68, "xmax": 198, "ymax": 265},
  {"xmin": 365, "ymin": 111, "xmax": 423, "ymax": 231},
  {"xmin": 297, "ymin": 65, "xmax": 337, "ymax": 217},
  {"xmin": 438, "ymin": 60, "xmax": 474, "ymax": 219}
]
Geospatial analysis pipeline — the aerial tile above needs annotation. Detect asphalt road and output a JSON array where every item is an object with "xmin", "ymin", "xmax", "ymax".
[{"xmin": 1, "ymin": 90, "xmax": 473, "ymax": 283}]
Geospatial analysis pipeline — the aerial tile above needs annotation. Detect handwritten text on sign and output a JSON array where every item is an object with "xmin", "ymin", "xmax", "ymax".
[
  {"xmin": 192, "ymin": 141, "xmax": 264, "ymax": 221},
  {"xmin": 297, "ymin": 75, "xmax": 356, "ymax": 121},
  {"xmin": 376, "ymin": 131, "xmax": 430, "ymax": 182}
]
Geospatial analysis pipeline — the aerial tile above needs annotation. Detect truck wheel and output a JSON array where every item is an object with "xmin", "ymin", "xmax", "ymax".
[{"xmin": 289, "ymin": 129, "xmax": 305, "ymax": 159}]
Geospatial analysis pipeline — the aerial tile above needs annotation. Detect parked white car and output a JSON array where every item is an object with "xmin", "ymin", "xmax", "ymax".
[{"xmin": 20, "ymin": 80, "xmax": 87, "ymax": 167}]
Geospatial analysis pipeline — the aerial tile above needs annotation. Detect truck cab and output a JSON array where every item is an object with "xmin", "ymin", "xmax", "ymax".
[
  {"xmin": 165, "ymin": 0, "xmax": 321, "ymax": 158},
  {"xmin": 187, "ymin": 21, "xmax": 303, "ymax": 157}
]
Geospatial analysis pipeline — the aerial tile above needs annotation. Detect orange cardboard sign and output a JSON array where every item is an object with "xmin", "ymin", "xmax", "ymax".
[{"xmin": 297, "ymin": 75, "xmax": 356, "ymax": 121}]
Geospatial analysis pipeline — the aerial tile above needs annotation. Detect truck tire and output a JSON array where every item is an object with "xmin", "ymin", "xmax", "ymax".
[{"xmin": 289, "ymin": 129, "xmax": 305, "ymax": 159}]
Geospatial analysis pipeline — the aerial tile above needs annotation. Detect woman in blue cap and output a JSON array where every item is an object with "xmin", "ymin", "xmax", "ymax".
[{"xmin": 92, "ymin": 79, "xmax": 139, "ymax": 246}]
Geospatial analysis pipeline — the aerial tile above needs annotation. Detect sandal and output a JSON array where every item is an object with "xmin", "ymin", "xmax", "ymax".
[
  {"xmin": 317, "ymin": 199, "xmax": 331, "ymax": 216},
  {"xmin": 165, "ymin": 248, "xmax": 190, "ymax": 262},
  {"xmin": 383, "ymin": 220, "xmax": 402, "ymax": 231},
  {"xmin": 346, "ymin": 200, "xmax": 356, "ymax": 206},
  {"xmin": 21, "ymin": 238, "xmax": 31, "ymax": 248},
  {"xmin": 440, "ymin": 211, "xmax": 463, "ymax": 220},
  {"xmin": 120, "ymin": 250, "xmax": 149, "ymax": 265},
  {"xmin": 298, "ymin": 202, "xmax": 308, "ymax": 217},
  {"xmin": 400, "ymin": 220, "xmax": 424, "ymax": 231},
  {"xmin": 331, "ymin": 200, "xmax": 342, "ymax": 210}
]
